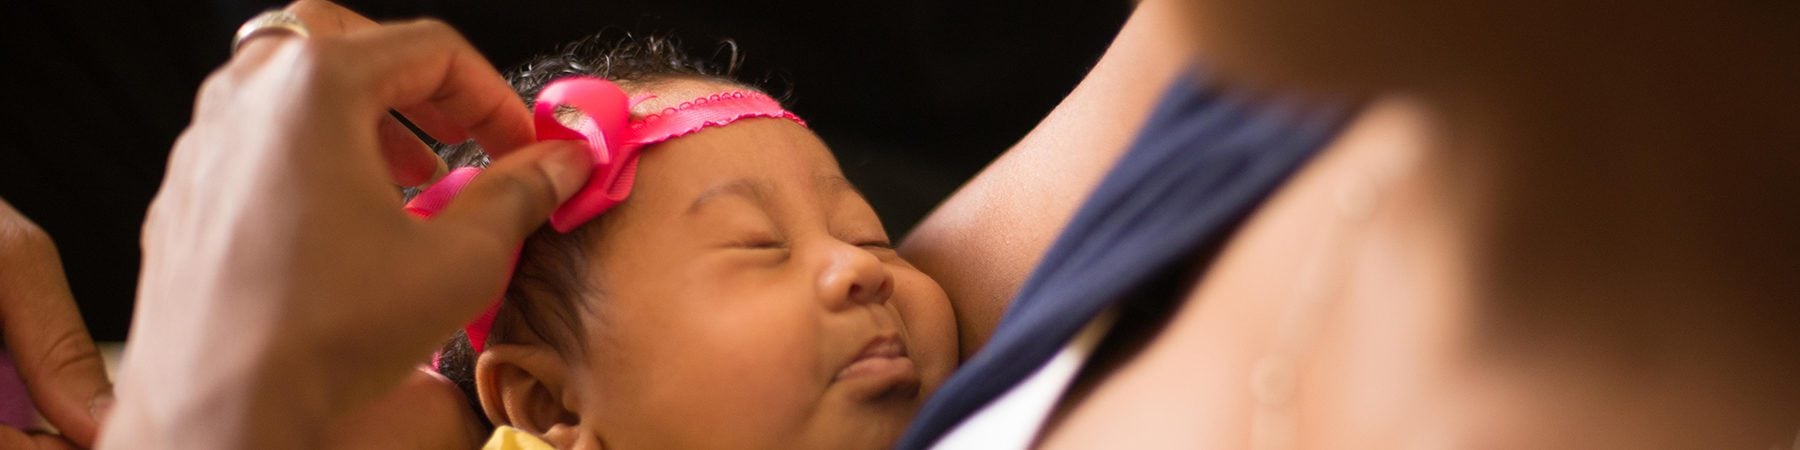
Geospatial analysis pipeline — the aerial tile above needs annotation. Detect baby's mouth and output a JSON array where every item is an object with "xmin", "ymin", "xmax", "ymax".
[{"xmin": 833, "ymin": 335, "xmax": 921, "ymax": 400}]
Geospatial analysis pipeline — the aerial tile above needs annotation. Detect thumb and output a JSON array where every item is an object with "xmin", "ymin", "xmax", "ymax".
[
  {"xmin": 430, "ymin": 140, "xmax": 593, "ymax": 254},
  {"xmin": 0, "ymin": 215, "xmax": 111, "ymax": 449},
  {"xmin": 0, "ymin": 428, "xmax": 81, "ymax": 450}
]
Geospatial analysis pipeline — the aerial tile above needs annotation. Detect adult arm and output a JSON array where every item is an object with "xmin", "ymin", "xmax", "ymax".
[
  {"xmin": 899, "ymin": 0, "xmax": 1195, "ymax": 359},
  {"xmin": 0, "ymin": 176, "xmax": 476, "ymax": 450},
  {"xmin": 0, "ymin": 197, "xmax": 112, "ymax": 450}
]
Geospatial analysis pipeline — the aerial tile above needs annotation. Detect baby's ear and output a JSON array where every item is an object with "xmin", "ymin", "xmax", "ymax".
[{"xmin": 475, "ymin": 344, "xmax": 581, "ymax": 437}]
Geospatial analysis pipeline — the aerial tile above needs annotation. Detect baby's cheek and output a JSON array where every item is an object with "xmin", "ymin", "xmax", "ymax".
[
  {"xmin": 694, "ymin": 302, "xmax": 824, "ymax": 416},
  {"xmin": 893, "ymin": 270, "xmax": 959, "ymax": 386},
  {"xmin": 609, "ymin": 313, "xmax": 821, "ymax": 447}
]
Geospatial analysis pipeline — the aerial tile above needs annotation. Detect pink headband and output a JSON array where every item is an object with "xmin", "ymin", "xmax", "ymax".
[{"xmin": 405, "ymin": 77, "xmax": 806, "ymax": 353}]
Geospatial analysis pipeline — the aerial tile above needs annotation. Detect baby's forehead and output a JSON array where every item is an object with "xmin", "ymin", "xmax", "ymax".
[
  {"xmin": 623, "ymin": 77, "xmax": 756, "ymax": 117},
  {"xmin": 602, "ymin": 76, "xmax": 851, "ymax": 206},
  {"xmin": 642, "ymin": 118, "xmax": 846, "ymax": 190}
]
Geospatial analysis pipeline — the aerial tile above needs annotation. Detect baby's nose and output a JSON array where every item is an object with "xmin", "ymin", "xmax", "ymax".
[{"xmin": 816, "ymin": 243, "xmax": 894, "ymax": 310}]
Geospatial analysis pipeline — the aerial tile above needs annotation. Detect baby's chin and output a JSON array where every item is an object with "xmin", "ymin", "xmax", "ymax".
[
  {"xmin": 802, "ymin": 365, "xmax": 931, "ymax": 448},
  {"xmin": 798, "ymin": 399, "xmax": 920, "ymax": 450}
]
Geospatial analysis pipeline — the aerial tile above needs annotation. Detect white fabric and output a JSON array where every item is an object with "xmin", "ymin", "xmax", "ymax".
[{"xmin": 931, "ymin": 308, "xmax": 1120, "ymax": 449}]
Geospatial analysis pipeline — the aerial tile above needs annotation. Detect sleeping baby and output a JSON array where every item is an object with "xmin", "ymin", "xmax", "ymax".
[{"xmin": 405, "ymin": 34, "xmax": 959, "ymax": 449}]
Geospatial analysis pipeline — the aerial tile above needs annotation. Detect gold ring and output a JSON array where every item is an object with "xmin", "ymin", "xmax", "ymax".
[{"xmin": 232, "ymin": 10, "xmax": 311, "ymax": 54}]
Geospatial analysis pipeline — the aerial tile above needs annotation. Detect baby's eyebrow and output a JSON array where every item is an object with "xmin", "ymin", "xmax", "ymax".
[
  {"xmin": 686, "ymin": 178, "xmax": 769, "ymax": 215},
  {"xmin": 817, "ymin": 174, "xmax": 868, "ymax": 202}
]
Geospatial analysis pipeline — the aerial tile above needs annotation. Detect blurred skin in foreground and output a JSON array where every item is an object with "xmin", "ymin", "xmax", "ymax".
[{"xmin": 1028, "ymin": 0, "xmax": 1800, "ymax": 448}]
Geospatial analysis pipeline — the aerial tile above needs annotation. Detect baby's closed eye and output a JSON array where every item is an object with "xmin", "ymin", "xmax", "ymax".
[
  {"xmin": 855, "ymin": 239, "xmax": 894, "ymax": 250},
  {"xmin": 728, "ymin": 233, "xmax": 789, "ymax": 250}
]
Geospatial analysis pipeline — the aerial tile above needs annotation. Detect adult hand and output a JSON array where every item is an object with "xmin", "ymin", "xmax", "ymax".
[
  {"xmin": 97, "ymin": 4, "xmax": 592, "ymax": 449},
  {"xmin": 286, "ymin": 0, "xmax": 455, "ymax": 188},
  {"xmin": 323, "ymin": 367, "xmax": 486, "ymax": 450},
  {"xmin": 0, "ymin": 198, "xmax": 112, "ymax": 450}
]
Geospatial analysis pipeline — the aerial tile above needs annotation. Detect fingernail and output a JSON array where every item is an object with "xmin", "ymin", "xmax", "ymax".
[
  {"xmin": 89, "ymin": 392, "xmax": 114, "ymax": 422},
  {"xmin": 430, "ymin": 157, "xmax": 450, "ymax": 184},
  {"xmin": 554, "ymin": 140, "xmax": 593, "ymax": 166},
  {"xmin": 546, "ymin": 141, "xmax": 594, "ymax": 199}
]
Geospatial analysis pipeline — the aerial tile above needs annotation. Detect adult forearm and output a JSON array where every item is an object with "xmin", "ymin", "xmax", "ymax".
[{"xmin": 900, "ymin": 0, "xmax": 1194, "ymax": 359}]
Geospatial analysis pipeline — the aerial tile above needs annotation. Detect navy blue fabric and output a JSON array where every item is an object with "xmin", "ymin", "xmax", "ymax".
[{"xmin": 897, "ymin": 72, "xmax": 1354, "ymax": 449}]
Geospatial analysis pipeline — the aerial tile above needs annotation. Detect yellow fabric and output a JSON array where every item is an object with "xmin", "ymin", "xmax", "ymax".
[{"xmin": 482, "ymin": 426, "xmax": 557, "ymax": 450}]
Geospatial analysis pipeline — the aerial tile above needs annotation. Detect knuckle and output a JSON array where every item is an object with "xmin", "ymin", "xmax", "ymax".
[
  {"xmin": 193, "ymin": 69, "xmax": 240, "ymax": 112},
  {"xmin": 496, "ymin": 165, "xmax": 562, "ymax": 211},
  {"xmin": 277, "ymin": 39, "xmax": 367, "ymax": 103},
  {"xmin": 451, "ymin": 223, "xmax": 515, "ymax": 264},
  {"xmin": 284, "ymin": 0, "xmax": 320, "ymax": 13},
  {"xmin": 140, "ymin": 196, "xmax": 170, "ymax": 245},
  {"xmin": 407, "ymin": 18, "xmax": 474, "ymax": 47},
  {"xmin": 204, "ymin": 39, "xmax": 346, "ymax": 108},
  {"xmin": 0, "ymin": 213, "xmax": 52, "ymax": 254},
  {"xmin": 409, "ymin": 18, "xmax": 456, "ymax": 36},
  {"xmin": 286, "ymin": 37, "xmax": 331, "ymax": 64},
  {"xmin": 285, "ymin": 39, "xmax": 343, "ymax": 82},
  {"xmin": 33, "ymin": 327, "xmax": 102, "ymax": 380}
]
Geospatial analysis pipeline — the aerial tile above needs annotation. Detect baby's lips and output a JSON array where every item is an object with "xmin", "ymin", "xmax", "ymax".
[{"xmin": 835, "ymin": 335, "xmax": 914, "ymax": 381}]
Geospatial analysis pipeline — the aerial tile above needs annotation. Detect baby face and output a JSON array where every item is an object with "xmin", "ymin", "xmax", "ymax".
[{"xmin": 564, "ymin": 79, "xmax": 957, "ymax": 448}]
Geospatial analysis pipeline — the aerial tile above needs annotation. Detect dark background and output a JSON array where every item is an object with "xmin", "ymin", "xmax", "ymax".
[{"xmin": 0, "ymin": 1, "xmax": 1131, "ymax": 341}]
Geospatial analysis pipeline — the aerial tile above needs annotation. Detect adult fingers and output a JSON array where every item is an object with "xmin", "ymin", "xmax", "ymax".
[
  {"xmin": 0, "ymin": 428, "xmax": 80, "ymax": 450},
  {"xmin": 285, "ymin": 1, "xmax": 449, "ymax": 187},
  {"xmin": 392, "ymin": 104, "xmax": 474, "ymax": 147},
  {"xmin": 332, "ymin": 19, "xmax": 534, "ymax": 157},
  {"xmin": 0, "ymin": 201, "xmax": 110, "ymax": 449},
  {"xmin": 285, "ymin": 0, "xmax": 379, "ymax": 37},
  {"xmin": 378, "ymin": 114, "xmax": 446, "ymax": 186},
  {"xmin": 287, "ymin": 0, "xmax": 513, "ymax": 151},
  {"xmin": 399, "ymin": 141, "xmax": 588, "ymax": 328},
  {"xmin": 430, "ymin": 140, "xmax": 591, "ymax": 255}
]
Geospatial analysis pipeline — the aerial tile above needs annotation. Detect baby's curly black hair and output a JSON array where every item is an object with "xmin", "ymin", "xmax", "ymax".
[{"xmin": 419, "ymin": 30, "xmax": 765, "ymax": 432}]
